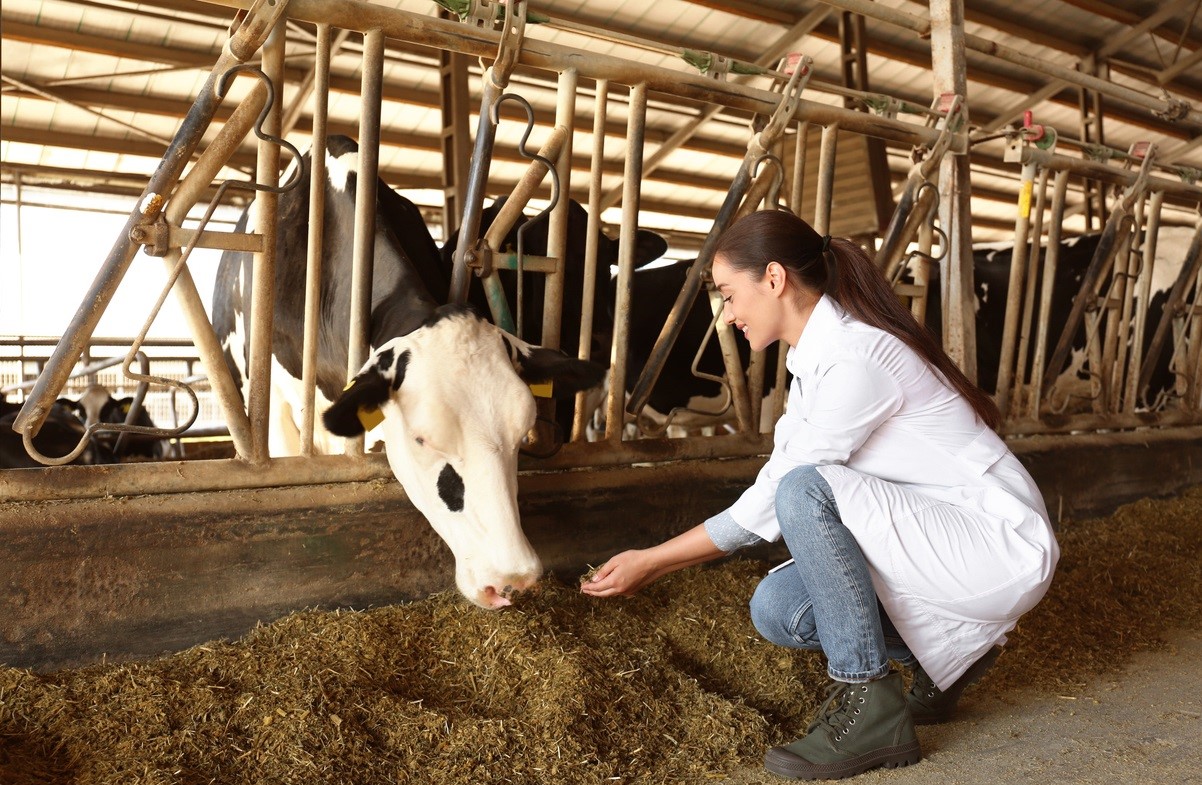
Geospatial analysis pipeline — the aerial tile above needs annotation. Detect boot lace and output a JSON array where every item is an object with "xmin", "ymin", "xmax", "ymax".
[
  {"xmin": 807, "ymin": 681, "xmax": 868, "ymax": 742},
  {"xmin": 910, "ymin": 667, "xmax": 939, "ymax": 701}
]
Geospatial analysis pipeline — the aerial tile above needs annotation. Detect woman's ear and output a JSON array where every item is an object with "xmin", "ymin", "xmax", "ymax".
[{"xmin": 765, "ymin": 261, "xmax": 788, "ymax": 296}]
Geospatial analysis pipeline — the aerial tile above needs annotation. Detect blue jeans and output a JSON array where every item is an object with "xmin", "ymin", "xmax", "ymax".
[{"xmin": 749, "ymin": 464, "xmax": 916, "ymax": 682}]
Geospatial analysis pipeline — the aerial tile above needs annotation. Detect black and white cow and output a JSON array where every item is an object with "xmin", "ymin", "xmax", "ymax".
[
  {"xmin": 920, "ymin": 226, "xmax": 1195, "ymax": 412},
  {"xmin": 65, "ymin": 384, "xmax": 168, "ymax": 461},
  {"xmin": 441, "ymin": 197, "xmax": 668, "ymax": 430},
  {"xmin": 616, "ymin": 258, "xmax": 782, "ymax": 435},
  {"xmin": 1, "ymin": 396, "xmax": 97, "ymax": 468},
  {"xmin": 212, "ymin": 135, "xmax": 606, "ymax": 608}
]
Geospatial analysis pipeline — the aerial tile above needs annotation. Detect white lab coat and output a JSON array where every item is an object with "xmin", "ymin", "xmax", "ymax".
[{"xmin": 727, "ymin": 295, "xmax": 1059, "ymax": 690}]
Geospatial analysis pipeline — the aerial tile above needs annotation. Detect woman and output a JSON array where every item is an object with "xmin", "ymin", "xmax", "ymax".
[{"xmin": 581, "ymin": 209, "xmax": 1059, "ymax": 780}]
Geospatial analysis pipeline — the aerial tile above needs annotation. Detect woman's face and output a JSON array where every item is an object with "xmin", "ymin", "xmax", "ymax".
[{"xmin": 712, "ymin": 256, "xmax": 785, "ymax": 352}]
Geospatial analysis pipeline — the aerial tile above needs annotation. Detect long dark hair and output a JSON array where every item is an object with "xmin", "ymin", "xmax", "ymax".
[{"xmin": 714, "ymin": 209, "xmax": 1001, "ymax": 431}]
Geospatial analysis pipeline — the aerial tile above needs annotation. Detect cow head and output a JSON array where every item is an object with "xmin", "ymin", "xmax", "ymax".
[{"xmin": 322, "ymin": 306, "xmax": 605, "ymax": 609}]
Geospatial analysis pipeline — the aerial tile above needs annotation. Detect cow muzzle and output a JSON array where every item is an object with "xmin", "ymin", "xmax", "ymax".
[{"xmin": 468, "ymin": 569, "xmax": 542, "ymax": 609}]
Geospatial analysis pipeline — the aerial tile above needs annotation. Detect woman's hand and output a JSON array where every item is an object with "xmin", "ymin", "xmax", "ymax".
[{"xmin": 580, "ymin": 549, "xmax": 660, "ymax": 597}]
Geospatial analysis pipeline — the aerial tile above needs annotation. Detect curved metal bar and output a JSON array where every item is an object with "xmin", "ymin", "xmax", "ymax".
[
  {"xmin": 749, "ymin": 152, "xmax": 786, "ymax": 212},
  {"xmin": 20, "ymin": 65, "xmax": 303, "ymax": 467},
  {"xmin": 490, "ymin": 92, "xmax": 561, "ymax": 340}
]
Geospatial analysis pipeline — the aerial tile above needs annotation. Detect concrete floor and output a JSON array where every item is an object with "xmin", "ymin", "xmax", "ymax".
[{"xmin": 723, "ymin": 627, "xmax": 1202, "ymax": 785}]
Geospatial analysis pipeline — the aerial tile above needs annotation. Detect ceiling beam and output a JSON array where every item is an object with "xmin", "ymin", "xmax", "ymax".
[{"xmin": 1055, "ymin": 0, "xmax": 1202, "ymax": 51}]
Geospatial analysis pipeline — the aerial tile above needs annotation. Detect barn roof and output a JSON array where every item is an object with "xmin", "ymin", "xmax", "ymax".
[{"xmin": 1, "ymin": 0, "xmax": 1200, "ymax": 249}]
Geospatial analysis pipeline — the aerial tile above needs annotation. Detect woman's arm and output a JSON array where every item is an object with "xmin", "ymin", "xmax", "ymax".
[{"xmin": 579, "ymin": 523, "xmax": 725, "ymax": 597}]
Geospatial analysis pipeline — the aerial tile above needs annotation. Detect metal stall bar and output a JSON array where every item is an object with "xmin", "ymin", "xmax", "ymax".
[
  {"xmin": 1122, "ymin": 190, "xmax": 1165, "ymax": 413},
  {"xmin": 344, "ymin": 27, "xmax": 386, "ymax": 457},
  {"xmin": 994, "ymin": 154, "xmax": 1042, "ymax": 416},
  {"xmin": 1043, "ymin": 153, "xmax": 1156, "ymax": 400},
  {"xmin": 571, "ymin": 79, "xmax": 609, "ymax": 442},
  {"xmin": 931, "ymin": 0, "xmax": 977, "ymax": 380},
  {"xmin": 448, "ymin": 0, "xmax": 527, "ymax": 306},
  {"xmin": 605, "ymin": 82, "xmax": 648, "ymax": 442},
  {"xmin": 300, "ymin": 23, "xmax": 333, "ymax": 456},
  {"xmin": 12, "ymin": 0, "xmax": 289, "ymax": 443},
  {"xmin": 201, "ymin": 0, "xmax": 961, "ymax": 153},
  {"xmin": 1104, "ymin": 186, "xmax": 1147, "ymax": 412},
  {"xmin": 625, "ymin": 61, "xmax": 811, "ymax": 425},
  {"xmin": 1139, "ymin": 214, "xmax": 1202, "ymax": 405},
  {"xmin": 809, "ymin": 0, "xmax": 1202, "ymax": 125},
  {"xmin": 247, "ymin": 23, "xmax": 286, "ymax": 463},
  {"xmin": 541, "ymin": 68, "xmax": 577, "ymax": 353},
  {"xmin": 144, "ymin": 83, "xmax": 272, "ymax": 462},
  {"xmin": 813, "ymin": 123, "xmax": 839, "ymax": 234},
  {"xmin": 1027, "ymin": 169, "xmax": 1072, "ymax": 420},
  {"xmin": 1011, "ymin": 164, "xmax": 1052, "ymax": 415}
]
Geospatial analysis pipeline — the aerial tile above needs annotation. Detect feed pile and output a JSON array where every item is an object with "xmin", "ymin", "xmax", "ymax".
[{"xmin": 3, "ymin": 485, "xmax": 1200, "ymax": 784}]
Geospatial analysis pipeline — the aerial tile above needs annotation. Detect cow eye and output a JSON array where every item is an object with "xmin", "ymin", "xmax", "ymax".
[{"xmin": 415, "ymin": 436, "xmax": 425, "ymax": 446}]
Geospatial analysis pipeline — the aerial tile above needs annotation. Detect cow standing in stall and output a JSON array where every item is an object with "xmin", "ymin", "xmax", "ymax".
[
  {"xmin": 920, "ymin": 226, "xmax": 1195, "ymax": 413},
  {"xmin": 439, "ymin": 197, "xmax": 668, "ymax": 436},
  {"xmin": 616, "ymin": 258, "xmax": 783, "ymax": 436},
  {"xmin": 212, "ymin": 135, "xmax": 606, "ymax": 607}
]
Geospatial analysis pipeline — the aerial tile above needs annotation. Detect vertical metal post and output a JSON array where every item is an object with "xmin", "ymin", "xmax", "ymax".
[
  {"xmin": 1123, "ymin": 190, "xmax": 1164, "ymax": 413},
  {"xmin": 1013, "ymin": 165, "xmax": 1051, "ymax": 405},
  {"xmin": 930, "ymin": 0, "xmax": 977, "ymax": 380},
  {"xmin": 814, "ymin": 124, "xmax": 839, "ymax": 234},
  {"xmin": 605, "ymin": 83, "xmax": 646, "ymax": 442},
  {"xmin": 572, "ymin": 79, "xmax": 609, "ymax": 442},
  {"xmin": 790, "ymin": 121, "xmax": 809, "ymax": 218},
  {"xmin": 345, "ymin": 27, "xmax": 386, "ymax": 456},
  {"xmin": 438, "ymin": 13, "xmax": 472, "ymax": 241},
  {"xmin": 995, "ymin": 160, "xmax": 1039, "ymax": 415},
  {"xmin": 1028, "ymin": 169, "xmax": 1069, "ymax": 419},
  {"xmin": 542, "ymin": 68, "xmax": 577, "ymax": 352},
  {"xmin": 247, "ymin": 22, "xmax": 285, "ymax": 463},
  {"xmin": 300, "ymin": 24, "xmax": 332, "ymax": 456},
  {"xmin": 11, "ymin": 0, "xmax": 289, "ymax": 440},
  {"xmin": 155, "ymin": 84, "xmax": 268, "ymax": 462}
]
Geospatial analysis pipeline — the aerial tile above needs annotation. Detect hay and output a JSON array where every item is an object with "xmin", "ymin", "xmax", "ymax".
[{"xmin": 3, "ymin": 485, "xmax": 1201, "ymax": 785}]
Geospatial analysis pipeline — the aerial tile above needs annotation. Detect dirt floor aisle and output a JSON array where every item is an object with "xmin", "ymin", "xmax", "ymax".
[{"xmin": 725, "ymin": 626, "xmax": 1202, "ymax": 785}]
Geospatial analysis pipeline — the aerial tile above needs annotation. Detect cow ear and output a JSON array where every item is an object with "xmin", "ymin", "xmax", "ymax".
[
  {"xmin": 634, "ymin": 229, "xmax": 669, "ymax": 269},
  {"xmin": 513, "ymin": 346, "xmax": 607, "ymax": 398},
  {"xmin": 322, "ymin": 366, "xmax": 393, "ymax": 437}
]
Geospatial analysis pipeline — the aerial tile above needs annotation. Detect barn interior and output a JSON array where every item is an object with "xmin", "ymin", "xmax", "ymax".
[{"xmin": 2, "ymin": 0, "xmax": 1202, "ymax": 781}]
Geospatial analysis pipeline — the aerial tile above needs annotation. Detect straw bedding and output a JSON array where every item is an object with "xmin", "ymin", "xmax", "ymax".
[{"xmin": 3, "ymin": 485, "xmax": 1200, "ymax": 784}]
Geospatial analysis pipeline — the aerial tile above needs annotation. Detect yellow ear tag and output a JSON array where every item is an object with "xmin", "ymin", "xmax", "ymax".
[
  {"xmin": 343, "ymin": 381, "xmax": 386, "ymax": 431},
  {"xmin": 357, "ymin": 406, "xmax": 385, "ymax": 431},
  {"xmin": 528, "ymin": 381, "xmax": 554, "ymax": 398}
]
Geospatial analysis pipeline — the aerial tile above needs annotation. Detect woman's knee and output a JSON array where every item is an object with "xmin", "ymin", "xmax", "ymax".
[
  {"xmin": 749, "ymin": 572, "xmax": 820, "ymax": 650},
  {"xmin": 775, "ymin": 464, "xmax": 834, "ymax": 529}
]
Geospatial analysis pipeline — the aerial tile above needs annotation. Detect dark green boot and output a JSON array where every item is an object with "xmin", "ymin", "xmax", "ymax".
[
  {"xmin": 907, "ymin": 646, "xmax": 1001, "ymax": 725},
  {"xmin": 764, "ymin": 671, "xmax": 921, "ymax": 780}
]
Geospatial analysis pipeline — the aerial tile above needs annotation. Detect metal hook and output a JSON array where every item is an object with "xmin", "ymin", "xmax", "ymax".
[
  {"xmin": 491, "ymin": 92, "xmax": 561, "ymax": 340},
  {"xmin": 750, "ymin": 152, "xmax": 786, "ymax": 211},
  {"xmin": 217, "ymin": 64, "xmax": 304, "ymax": 195}
]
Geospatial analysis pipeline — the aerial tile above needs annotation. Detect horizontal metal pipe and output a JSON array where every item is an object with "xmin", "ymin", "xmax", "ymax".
[
  {"xmin": 810, "ymin": 0, "xmax": 1202, "ymax": 126},
  {"xmin": 0, "ymin": 433, "xmax": 774, "ymax": 503},
  {"xmin": 197, "ymin": 0, "xmax": 961, "ymax": 152},
  {"xmin": 1008, "ymin": 145, "xmax": 1202, "ymax": 201}
]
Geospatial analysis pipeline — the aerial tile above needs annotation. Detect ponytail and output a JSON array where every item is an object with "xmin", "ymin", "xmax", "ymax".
[{"xmin": 714, "ymin": 210, "xmax": 1002, "ymax": 431}]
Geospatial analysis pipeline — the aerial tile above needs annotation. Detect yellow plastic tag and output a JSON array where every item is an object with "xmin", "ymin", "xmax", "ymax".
[
  {"xmin": 528, "ymin": 381, "xmax": 554, "ymax": 398},
  {"xmin": 357, "ymin": 406, "xmax": 385, "ymax": 431},
  {"xmin": 1018, "ymin": 180, "xmax": 1033, "ymax": 219},
  {"xmin": 343, "ymin": 381, "xmax": 385, "ymax": 430}
]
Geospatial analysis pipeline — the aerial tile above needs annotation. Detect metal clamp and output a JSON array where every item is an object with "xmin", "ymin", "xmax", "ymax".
[{"xmin": 748, "ymin": 54, "xmax": 812, "ymax": 158}]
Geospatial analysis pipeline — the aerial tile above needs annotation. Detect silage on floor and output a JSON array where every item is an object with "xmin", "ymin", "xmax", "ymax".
[{"xmin": 3, "ymin": 485, "xmax": 1201, "ymax": 785}]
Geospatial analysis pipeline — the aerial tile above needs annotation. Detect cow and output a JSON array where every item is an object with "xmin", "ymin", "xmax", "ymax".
[
  {"xmin": 65, "ymin": 383, "xmax": 168, "ymax": 462},
  {"xmin": 1, "ymin": 395, "xmax": 97, "ymax": 468},
  {"xmin": 614, "ymin": 258, "xmax": 783, "ymax": 436},
  {"xmin": 212, "ymin": 135, "xmax": 607, "ymax": 608},
  {"xmin": 919, "ymin": 226, "xmax": 1195, "ymax": 414},
  {"xmin": 440, "ymin": 197, "xmax": 668, "ymax": 433}
]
